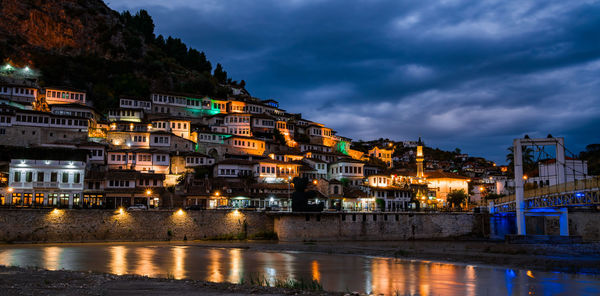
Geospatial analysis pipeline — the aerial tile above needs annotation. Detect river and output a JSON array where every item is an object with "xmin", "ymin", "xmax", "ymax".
[{"xmin": 0, "ymin": 243, "xmax": 598, "ymax": 295}]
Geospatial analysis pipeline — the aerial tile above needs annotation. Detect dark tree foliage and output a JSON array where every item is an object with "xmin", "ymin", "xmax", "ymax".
[
  {"xmin": 447, "ymin": 189, "xmax": 468, "ymax": 209},
  {"xmin": 273, "ymin": 128, "xmax": 287, "ymax": 145},
  {"xmin": 580, "ymin": 144, "xmax": 600, "ymax": 175},
  {"xmin": 214, "ymin": 63, "xmax": 228, "ymax": 84},
  {"xmin": 506, "ymin": 146, "xmax": 535, "ymax": 176}
]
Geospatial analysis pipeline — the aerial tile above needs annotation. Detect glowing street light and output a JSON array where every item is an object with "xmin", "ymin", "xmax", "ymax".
[
  {"xmin": 7, "ymin": 187, "xmax": 14, "ymax": 193},
  {"xmin": 146, "ymin": 189, "xmax": 152, "ymax": 196}
]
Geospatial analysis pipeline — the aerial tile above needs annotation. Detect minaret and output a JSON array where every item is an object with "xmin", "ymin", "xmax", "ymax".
[{"xmin": 416, "ymin": 137, "xmax": 424, "ymax": 178}]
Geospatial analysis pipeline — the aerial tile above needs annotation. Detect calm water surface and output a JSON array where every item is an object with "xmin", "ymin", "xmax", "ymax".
[{"xmin": 0, "ymin": 243, "xmax": 598, "ymax": 295}]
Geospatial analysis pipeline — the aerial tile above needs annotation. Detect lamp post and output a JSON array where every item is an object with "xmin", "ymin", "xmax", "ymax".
[
  {"xmin": 287, "ymin": 176, "xmax": 292, "ymax": 211},
  {"xmin": 7, "ymin": 187, "xmax": 13, "ymax": 208},
  {"xmin": 146, "ymin": 189, "xmax": 152, "ymax": 209}
]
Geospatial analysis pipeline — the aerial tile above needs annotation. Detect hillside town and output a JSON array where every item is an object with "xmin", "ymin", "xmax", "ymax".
[{"xmin": 0, "ymin": 65, "xmax": 591, "ymax": 212}]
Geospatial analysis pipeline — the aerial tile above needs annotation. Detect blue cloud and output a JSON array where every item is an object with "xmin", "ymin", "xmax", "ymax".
[{"xmin": 108, "ymin": 0, "xmax": 600, "ymax": 163}]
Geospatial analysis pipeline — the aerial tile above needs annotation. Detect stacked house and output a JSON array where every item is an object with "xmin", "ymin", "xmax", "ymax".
[{"xmin": 0, "ymin": 70, "xmax": 469, "ymax": 211}]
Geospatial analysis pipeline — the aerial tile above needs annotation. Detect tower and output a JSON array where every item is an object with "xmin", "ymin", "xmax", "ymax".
[{"xmin": 416, "ymin": 137, "xmax": 424, "ymax": 178}]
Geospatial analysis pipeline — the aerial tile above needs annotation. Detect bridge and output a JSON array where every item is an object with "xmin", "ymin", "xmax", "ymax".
[
  {"xmin": 490, "ymin": 176, "xmax": 600, "ymax": 213},
  {"xmin": 489, "ymin": 136, "xmax": 599, "ymax": 237}
]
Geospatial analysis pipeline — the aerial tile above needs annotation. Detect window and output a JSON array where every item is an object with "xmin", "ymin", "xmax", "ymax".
[
  {"xmin": 37, "ymin": 172, "xmax": 44, "ymax": 182},
  {"xmin": 14, "ymin": 171, "xmax": 21, "ymax": 182},
  {"xmin": 51, "ymin": 172, "xmax": 58, "ymax": 182},
  {"xmin": 74, "ymin": 173, "xmax": 81, "ymax": 183},
  {"xmin": 61, "ymin": 172, "xmax": 69, "ymax": 183}
]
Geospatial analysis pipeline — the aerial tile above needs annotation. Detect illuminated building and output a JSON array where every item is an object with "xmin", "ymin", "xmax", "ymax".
[
  {"xmin": 151, "ymin": 118, "xmax": 192, "ymax": 141},
  {"xmin": 169, "ymin": 151, "xmax": 215, "ymax": 174},
  {"xmin": 329, "ymin": 158, "xmax": 365, "ymax": 186},
  {"xmin": 44, "ymin": 87, "xmax": 86, "ymax": 105},
  {"xmin": 107, "ymin": 149, "xmax": 171, "ymax": 174},
  {"xmin": 0, "ymin": 84, "xmax": 38, "ymax": 104},
  {"xmin": 223, "ymin": 136, "xmax": 266, "ymax": 156},
  {"xmin": 416, "ymin": 137, "xmax": 424, "ymax": 178},
  {"xmin": 301, "ymin": 158, "xmax": 328, "ymax": 179},
  {"xmin": 101, "ymin": 170, "xmax": 165, "ymax": 209},
  {"xmin": 7, "ymin": 158, "xmax": 86, "ymax": 208},
  {"xmin": 424, "ymin": 171, "xmax": 469, "ymax": 205},
  {"xmin": 368, "ymin": 146, "xmax": 394, "ymax": 168},
  {"xmin": 0, "ymin": 105, "xmax": 89, "ymax": 147},
  {"xmin": 107, "ymin": 108, "xmax": 144, "ymax": 122},
  {"xmin": 119, "ymin": 96, "xmax": 152, "ymax": 111}
]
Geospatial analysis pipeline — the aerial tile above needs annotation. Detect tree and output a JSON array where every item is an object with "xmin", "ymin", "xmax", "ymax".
[
  {"xmin": 273, "ymin": 128, "xmax": 286, "ymax": 145},
  {"xmin": 580, "ymin": 144, "xmax": 600, "ymax": 175},
  {"xmin": 213, "ymin": 63, "xmax": 228, "ymax": 84},
  {"xmin": 506, "ymin": 146, "xmax": 535, "ymax": 176},
  {"xmin": 447, "ymin": 189, "xmax": 468, "ymax": 209}
]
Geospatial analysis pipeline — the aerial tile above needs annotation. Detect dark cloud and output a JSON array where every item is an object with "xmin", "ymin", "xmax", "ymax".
[{"xmin": 109, "ymin": 0, "xmax": 600, "ymax": 162}]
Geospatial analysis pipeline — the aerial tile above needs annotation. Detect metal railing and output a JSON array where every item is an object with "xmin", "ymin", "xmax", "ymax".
[{"xmin": 491, "ymin": 176, "xmax": 600, "ymax": 211}]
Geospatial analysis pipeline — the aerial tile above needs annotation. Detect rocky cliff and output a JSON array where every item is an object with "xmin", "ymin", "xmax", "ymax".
[
  {"xmin": 0, "ymin": 0, "xmax": 238, "ymax": 110},
  {"xmin": 0, "ymin": 0, "xmax": 125, "ymax": 62}
]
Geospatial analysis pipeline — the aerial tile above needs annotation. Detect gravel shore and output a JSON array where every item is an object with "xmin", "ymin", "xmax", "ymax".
[{"xmin": 0, "ymin": 265, "xmax": 340, "ymax": 296}]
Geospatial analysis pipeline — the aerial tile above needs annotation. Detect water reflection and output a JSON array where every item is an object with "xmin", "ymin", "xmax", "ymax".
[
  {"xmin": 43, "ymin": 246, "xmax": 62, "ymax": 270},
  {"xmin": 172, "ymin": 246, "xmax": 186, "ymax": 280},
  {"xmin": 207, "ymin": 248, "xmax": 223, "ymax": 282},
  {"xmin": 228, "ymin": 248, "xmax": 242, "ymax": 283},
  {"xmin": 0, "ymin": 243, "xmax": 598, "ymax": 295},
  {"xmin": 110, "ymin": 246, "xmax": 127, "ymax": 275},
  {"xmin": 311, "ymin": 260, "xmax": 320, "ymax": 282},
  {"xmin": 135, "ymin": 247, "xmax": 157, "ymax": 277}
]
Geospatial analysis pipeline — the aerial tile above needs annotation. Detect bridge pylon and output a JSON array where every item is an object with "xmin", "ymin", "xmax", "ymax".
[{"xmin": 513, "ymin": 137, "xmax": 566, "ymax": 235}]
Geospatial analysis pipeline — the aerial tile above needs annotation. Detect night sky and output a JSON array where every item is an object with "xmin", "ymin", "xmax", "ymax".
[{"xmin": 108, "ymin": 0, "xmax": 600, "ymax": 163}]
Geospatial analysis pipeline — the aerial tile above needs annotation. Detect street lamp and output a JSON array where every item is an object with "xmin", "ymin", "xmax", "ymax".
[
  {"xmin": 7, "ymin": 187, "xmax": 14, "ymax": 193},
  {"xmin": 146, "ymin": 189, "xmax": 152, "ymax": 209}
]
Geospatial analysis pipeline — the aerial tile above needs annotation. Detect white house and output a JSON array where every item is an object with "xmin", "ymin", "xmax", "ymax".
[
  {"xmin": 0, "ymin": 84, "xmax": 38, "ymax": 104},
  {"xmin": 7, "ymin": 159, "xmax": 86, "ymax": 208},
  {"xmin": 329, "ymin": 159, "xmax": 365, "ymax": 186},
  {"xmin": 45, "ymin": 87, "xmax": 86, "ymax": 105}
]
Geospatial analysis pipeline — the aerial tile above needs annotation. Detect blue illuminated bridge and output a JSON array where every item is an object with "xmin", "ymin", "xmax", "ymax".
[{"xmin": 490, "ymin": 176, "xmax": 600, "ymax": 213}]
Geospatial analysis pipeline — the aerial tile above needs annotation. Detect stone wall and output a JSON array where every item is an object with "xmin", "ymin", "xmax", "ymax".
[
  {"xmin": 0, "ymin": 209, "xmax": 273, "ymax": 243},
  {"xmin": 546, "ymin": 211, "xmax": 600, "ymax": 240},
  {"xmin": 491, "ymin": 210, "xmax": 600, "ymax": 241},
  {"xmin": 273, "ymin": 212, "xmax": 485, "ymax": 242}
]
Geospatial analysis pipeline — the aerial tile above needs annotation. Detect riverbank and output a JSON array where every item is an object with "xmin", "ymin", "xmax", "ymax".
[
  {"xmin": 0, "ymin": 265, "xmax": 339, "ymax": 296},
  {"xmin": 188, "ymin": 240, "xmax": 600, "ymax": 274}
]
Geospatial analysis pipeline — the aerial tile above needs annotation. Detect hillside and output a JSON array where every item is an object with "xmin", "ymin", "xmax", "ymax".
[{"xmin": 0, "ymin": 0, "xmax": 241, "ymax": 111}]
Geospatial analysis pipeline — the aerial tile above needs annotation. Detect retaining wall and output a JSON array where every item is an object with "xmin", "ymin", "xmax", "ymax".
[
  {"xmin": 491, "ymin": 210, "xmax": 600, "ymax": 241},
  {"xmin": 273, "ymin": 212, "xmax": 487, "ymax": 242},
  {"xmin": 0, "ymin": 209, "xmax": 273, "ymax": 243},
  {"xmin": 9, "ymin": 209, "xmax": 600, "ymax": 243}
]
